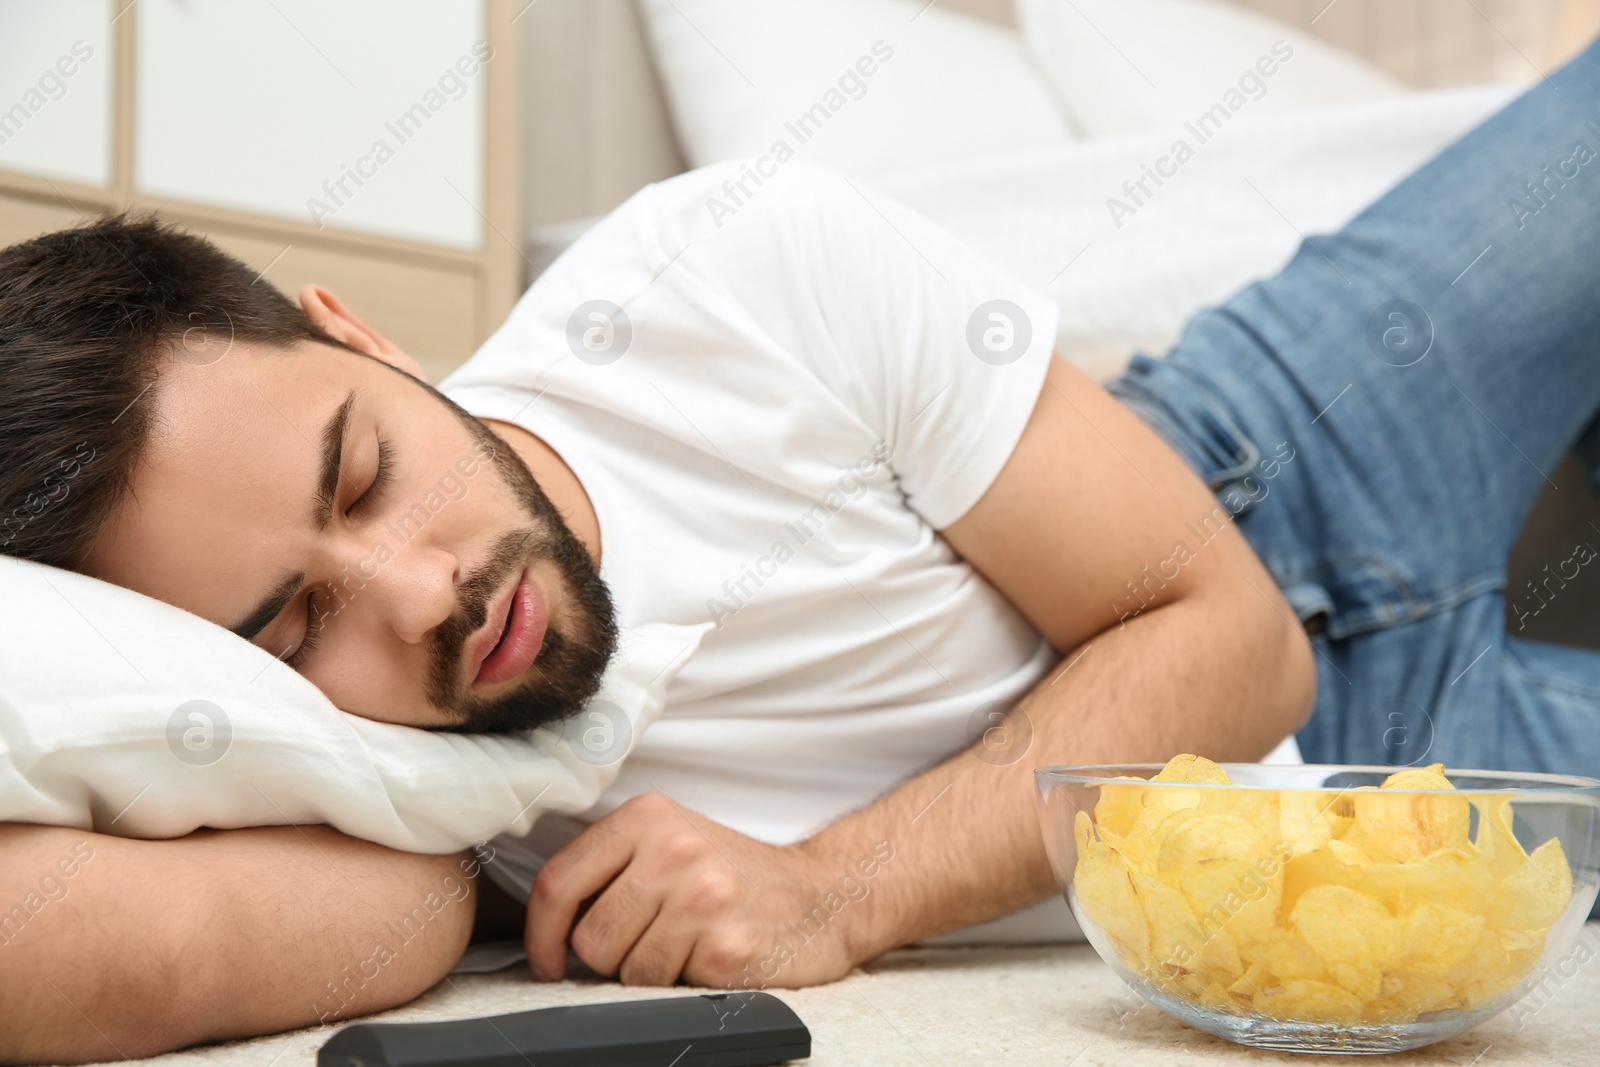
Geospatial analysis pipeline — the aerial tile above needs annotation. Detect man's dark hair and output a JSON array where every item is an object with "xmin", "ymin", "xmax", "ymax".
[{"xmin": 0, "ymin": 214, "xmax": 352, "ymax": 569}]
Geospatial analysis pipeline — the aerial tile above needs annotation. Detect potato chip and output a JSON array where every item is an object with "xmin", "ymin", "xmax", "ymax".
[
  {"xmin": 1260, "ymin": 929, "xmax": 1328, "ymax": 984},
  {"xmin": 1397, "ymin": 898, "xmax": 1483, "ymax": 974},
  {"xmin": 1367, "ymin": 971, "xmax": 1457, "ymax": 1023},
  {"xmin": 1282, "ymin": 849, "xmax": 1359, "ymax": 916},
  {"xmin": 1199, "ymin": 932, "xmax": 1246, "ymax": 984},
  {"xmin": 1325, "ymin": 838, "xmax": 1375, "ymax": 869},
  {"xmin": 1152, "ymin": 754, "xmax": 1231, "ymax": 784},
  {"xmin": 1255, "ymin": 979, "xmax": 1364, "ymax": 1025},
  {"xmin": 1278, "ymin": 791, "xmax": 1344, "ymax": 857},
  {"xmin": 1094, "ymin": 778, "xmax": 1148, "ymax": 839},
  {"xmin": 1152, "ymin": 810, "xmax": 1281, "ymax": 950},
  {"xmin": 1472, "ymin": 795, "xmax": 1529, "ymax": 875},
  {"xmin": 1228, "ymin": 963, "xmax": 1270, "ymax": 998},
  {"xmin": 1195, "ymin": 977, "xmax": 1244, "ymax": 1014},
  {"xmin": 1120, "ymin": 788, "xmax": 1206, "ymax": 868},
  {"xmin": 1074, "ymin": 829, "xmax": 1150, "ymax": 963},
  {"xmin": 1355, "ymin": 848, "xmax": 1494, "ymax": 915},
  {"xmin": 1325, "ymin": 791, "xmax": 1358, "ymax": 832},
  {"xmin": 1120, "ymin": 755, "xmax": 1229, "ymax": 853},
  {"xmin": 1195, "ymin": 874, "xmax": 1279, "ymax": 950},
  {"xmin": 1130, "ymin": 870, "xmax": 1203, "ymax": 970},
  {"xmin": 1289, "ymin": 884, "xmax": 1398, "ymax": 1000},
  {"xmin": 1127, "ymin": 872, "xmax": 1244, "ymax": 986},
  {"xmin": 1152, "ymin": 810, "xmax": 1266, "ymax": 872},
  {"xmin": 1203, "ymin": 785, "xmax": 1282, "ymax": 840},
  {"xmin": 1380, "ymin": 764, "xmax": 1453, "ymax": 790},
  {"xmin": 1350, "ymin": 765, "xmax": 1471, "ymax": 862},
  {"xmin": 1492, "ymin": 837, "xmax": 1573, "ymax": 930},
  {"xmin": 1443, "ymin": 927, "xmax": 1545, "ymax": 1009}
]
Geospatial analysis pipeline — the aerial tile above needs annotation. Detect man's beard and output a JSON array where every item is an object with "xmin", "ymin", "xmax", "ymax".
[{"xmin": 421, "ymin": 392, "xmax": 618, "ymax": 735}]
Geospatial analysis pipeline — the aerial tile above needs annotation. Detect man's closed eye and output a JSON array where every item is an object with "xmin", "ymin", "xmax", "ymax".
[{"xmin": 282, "ymin": 435, "xmax": 396, "ymax": 667}]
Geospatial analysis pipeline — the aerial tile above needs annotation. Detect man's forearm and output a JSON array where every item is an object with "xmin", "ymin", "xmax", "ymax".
[
  {"xmin": 803, "ymin": 585, "xmax": 1314, "ymax": 962},
  {"xmin": 0, "ymin": 824, "xmax": 478, "ymax": 1065}
]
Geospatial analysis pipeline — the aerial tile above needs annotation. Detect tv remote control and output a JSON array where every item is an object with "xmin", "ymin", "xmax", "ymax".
[{"xmin": 318, "ymin": 991, "xmax": 810, "ymax": 1067}]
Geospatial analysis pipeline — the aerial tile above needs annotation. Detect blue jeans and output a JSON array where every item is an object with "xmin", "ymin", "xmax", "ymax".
[{"xmin": 1108, "ymin": 38, "xmax": 1600, "ymax": 778}]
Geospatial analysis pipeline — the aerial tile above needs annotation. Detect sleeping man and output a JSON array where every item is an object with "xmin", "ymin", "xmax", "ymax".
[{"xmin": 3, "ymin": 39, "xmax": 1600, "ymax": 1065}]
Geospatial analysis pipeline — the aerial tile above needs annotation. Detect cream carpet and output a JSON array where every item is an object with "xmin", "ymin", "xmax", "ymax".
[{"xmin": 70, "ymin": 922, "xmax": 1600, "ymax": 1067}]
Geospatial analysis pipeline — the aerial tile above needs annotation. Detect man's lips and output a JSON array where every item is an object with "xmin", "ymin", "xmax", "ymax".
[{"xmin": 469, "ymin": 569, "xmax": 548, "ymax": 687}]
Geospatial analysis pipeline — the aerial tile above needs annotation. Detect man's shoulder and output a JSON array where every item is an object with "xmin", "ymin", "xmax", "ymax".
[
  {"xmin": 439, "ymin": 160, "xmax": 864, "ymax": 403},
  {"xmin": 492, "ymin": 160, "xmax": 851, "ymax": 337}
]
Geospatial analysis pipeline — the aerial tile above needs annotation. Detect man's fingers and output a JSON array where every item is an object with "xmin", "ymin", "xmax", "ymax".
[
  {"xmin": 525, "ymin": 821, "xmax": 636, "ymax": 980},
  {"xmin": 568, "ymin": 873, "xmax": 663, "ymax": 978},
  {"xmin": 682, "ymin": 926, "xmax": 769, "ymax": 989},
  {"xmin": 616, "ymin": 915, "xmax": 697, "ymax": 986}
]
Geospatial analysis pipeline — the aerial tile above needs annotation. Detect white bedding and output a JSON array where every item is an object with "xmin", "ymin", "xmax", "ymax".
[{"xmin": 873, "ymin": 86, "xmax": 1517, "ymax": 380}]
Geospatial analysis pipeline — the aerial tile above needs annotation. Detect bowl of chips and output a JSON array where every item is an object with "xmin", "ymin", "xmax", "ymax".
[{"xmin": 1035, "ymin": 756, "xmax": 1600, "ymax": 1054}]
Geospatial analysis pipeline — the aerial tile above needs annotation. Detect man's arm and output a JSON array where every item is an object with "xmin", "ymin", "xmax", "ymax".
[
  {"xmin": 810, "ymin": 354, "xmax": 1316, "ymax": 956},
  {"xmin": 0, "ymin": 823, "xmax": 477, "ymax": 1065},
  {"xmin": 523, "ymin": 355, "xmax": 1315, "ymax": 985}
]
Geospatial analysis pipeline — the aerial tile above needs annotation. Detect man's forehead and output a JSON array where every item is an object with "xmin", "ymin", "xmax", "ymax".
[
  {"xmin": 87, "ymin": 345, "xmax": 354, "ymax": 585},
  {"xmin": 151, "ymin": 341, "xmax": 339, "ymax": 430}
]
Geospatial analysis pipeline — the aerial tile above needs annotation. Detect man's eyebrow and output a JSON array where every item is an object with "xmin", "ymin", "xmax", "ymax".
[
  {"xmin": 228, "ymin": 390, "xmax": 354, "ymax": 642},
  {"xmin": 313, "ymin": 391, "xmax": 357, "ymax": 531},
  {"xmin": 230, "ymin": 571, "xmax": 305, "ymax": 641}
]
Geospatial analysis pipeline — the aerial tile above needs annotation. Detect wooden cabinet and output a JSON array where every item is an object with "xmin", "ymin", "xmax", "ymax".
[{"xmin": 0, "ymin": 0, "xmax": 521, "ymax": 383}]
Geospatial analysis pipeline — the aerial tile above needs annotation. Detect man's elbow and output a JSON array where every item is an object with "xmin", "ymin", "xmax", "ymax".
[
  {"xmin": 1262, "ymin": 592, "xmax": 1318, "ymax": 738},
  {"xmin": 1193, "ymin": 577, "xmax": 1316, "ymax": 754}
]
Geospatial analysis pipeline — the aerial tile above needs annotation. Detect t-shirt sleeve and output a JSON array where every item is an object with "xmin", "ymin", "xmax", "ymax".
[{"xmin": 671, "ymin": 160, "xmax": 1059, "ymax": 530}]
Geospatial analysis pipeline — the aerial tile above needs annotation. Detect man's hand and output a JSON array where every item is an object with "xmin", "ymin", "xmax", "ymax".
[{"xmin": 526, "ymin": 793, "xmax": 869, "ymax": 989}]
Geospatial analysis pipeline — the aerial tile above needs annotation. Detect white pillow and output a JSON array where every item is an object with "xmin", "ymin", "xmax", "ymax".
[
  {"xmin": 1015, "ymin": 0, "xmax": 1404, "ymax": 137},
  {"xmin": 636, "ymin": 0, "xmax": 1075, "ymax": 180},
  {"xmin": 0, "ymin": 554, "xmax": 709, "ymax": 853}
]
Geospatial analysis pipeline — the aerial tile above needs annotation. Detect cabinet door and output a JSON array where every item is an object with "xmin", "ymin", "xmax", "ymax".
[
  {"xmin": 135, "ymin": 0, "xmax": 485, "ymax": 249},
  {"xmin": 0, "ymin": 0, "xmax": 113, "ymax": 186}
]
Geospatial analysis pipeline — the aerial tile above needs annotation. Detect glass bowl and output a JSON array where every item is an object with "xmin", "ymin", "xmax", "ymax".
[{"xmin": 1034, "ymin": 760, "xmax": 1600, "ymax": 1055}]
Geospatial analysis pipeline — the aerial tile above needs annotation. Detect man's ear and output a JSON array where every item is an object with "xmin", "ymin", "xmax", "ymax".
[{"xmin": 299, "ymin": 284, "xmax": 427, "ymax": 381}]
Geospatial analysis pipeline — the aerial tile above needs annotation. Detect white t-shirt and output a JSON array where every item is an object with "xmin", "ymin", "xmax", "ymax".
[{"xmin": 443, "ymin": 160, "xmax": 1060, "ymax": 897}]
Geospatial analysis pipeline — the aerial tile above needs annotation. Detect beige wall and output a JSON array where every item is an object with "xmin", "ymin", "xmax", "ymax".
[
  {"xmin": 521, "ymin": 0, "xmax": 686, "ymax": 231},
  {"xmin": 1236, "ymin": 0, "xmax": 1595, "ymax": 86}
]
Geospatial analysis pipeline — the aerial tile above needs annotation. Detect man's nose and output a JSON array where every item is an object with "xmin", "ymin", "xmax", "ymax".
[{"xmin": 363, "ymin": 540, "xmax": 461, "ymax": 645}]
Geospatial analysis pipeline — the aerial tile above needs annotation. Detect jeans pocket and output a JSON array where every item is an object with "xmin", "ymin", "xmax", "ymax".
[
  {"xmin": 1193, "ymin": 405, "xmax": 1266, "ymax": 516},
  {"xmin": 1115, "ymin": 354, "xmax": 1267, "ymax": 517},
  {"xmin": 1282, "ymin": 581, "xmax": 1334, "ymax": 632}
]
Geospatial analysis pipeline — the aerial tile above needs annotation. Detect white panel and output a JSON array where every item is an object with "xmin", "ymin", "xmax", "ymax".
[
  {"xmin": 135, "ymin": 0, "xmax": 485, "ymax": 248},
  {"xmin": 0, "ymin": 0, "xmax": 113, "ymax": 186}
]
